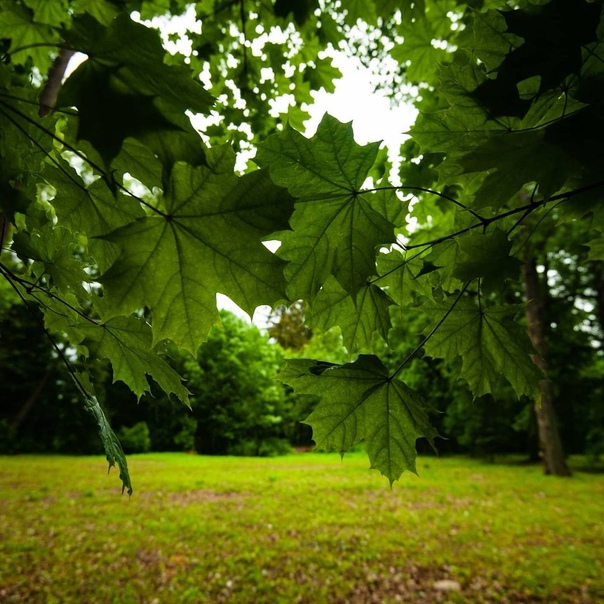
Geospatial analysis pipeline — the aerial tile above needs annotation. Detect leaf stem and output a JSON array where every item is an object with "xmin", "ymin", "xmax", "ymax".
[
  {"xmin": 0, "ymin": 262, "xmax": 101, "ymax": 325},
  {"xmin": 390, "ymin": 282, "xmax": 470, "ymax": 381},
  {"xmin": 0, "ymin": 92, "xmax": 79, "ymax": 116},
  {"xmin": 404, "ymin": 180, "xmax": 604, "ymax": 253},
  {"xmin": 365, "ymin": 184, "xmax": 487, "ymax": 223}
]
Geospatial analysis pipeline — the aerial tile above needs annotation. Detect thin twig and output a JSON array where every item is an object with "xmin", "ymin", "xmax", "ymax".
[
  {"xmin": 0, "ymin": 262, "xmax": 100, "ymax": 325},
  {"xmin": 390, "ymin": 282, "xmax": 470, "ymax": 380},
  {"xmin": 0, "ymin": 265, "xmax": 89, "ymax": 397},
  {"xmin": 0, "ymin": 100, "xmax": 168, "ymax": 218},
  {"xmin": 404, "ymin": 180, "xmax": 604, "ymax": 253},
  {"xmin": 365, "ymin": 184, "xmax": 487, "ymax": 223}
]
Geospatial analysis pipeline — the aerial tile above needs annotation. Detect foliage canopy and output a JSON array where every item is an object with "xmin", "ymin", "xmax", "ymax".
[{"xmin": 1, "ymin": 0, "xmax": 603, "ymax": 491}]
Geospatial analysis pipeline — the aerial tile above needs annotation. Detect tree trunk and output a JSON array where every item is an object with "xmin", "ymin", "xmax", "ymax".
[
  {"xmin": 523, "ymin": 254, "xmax": 572, "ymax": 476},
  {"xmin": 589, "ymin": 261, "xmax": 604, "ymax": 341}
]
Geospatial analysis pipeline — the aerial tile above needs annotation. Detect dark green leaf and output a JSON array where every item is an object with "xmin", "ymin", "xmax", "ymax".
[
  {"xmin": 423, "ymin": 297, "xmax": 543, "ymax": 400},
  {"xmin": 101, "ymin": 147, "xmax": 293, "ymax": 353},
  {"xmin": 84, "ymin": 394, "xmax": 133, "ymax": 495},
  {"xmin": 59, "ymin": 13, "xmax": 213, "ymax": 165},
  {"xmin": 277, "ymin": 355, "xmax": 438, "ymax": 483},
  {"xmin": 452, "ymin": 228, "xmax": 522, "ymax": 292},
  {"xmin": 257, "ymin": 115, "xmax": 403, "ymax": 298},
  {"xmin": 459, "ymin": 130, "xmax": 582, "ymax": 210}
]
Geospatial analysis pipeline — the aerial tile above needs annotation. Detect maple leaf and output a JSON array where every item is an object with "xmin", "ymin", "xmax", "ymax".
[
  {"xmin": 84, "ymin": 394, "xmax": 132, "ymax": 495},
  {"xmin": 77, "ymin": 315, "xmax": 190, "ymax": 404},
  {"xmin": 452, "ymin": 228, "xmax": 522, "ymax": 292},
  {"xmin": 492, "ymin": 0, "xmax": 600, "ymax": 97},
  {"xmin": 392, "ymin": 17, "xmax": 448, "ymax": 84},
  {"xmin": 112, "ymin": 138, "xmax": 164, "ymax": 192},
  {"xmin": 256, "ymin": 114, "xmax": 405, "ymax": 299},
  {"xmin": 344, "ymin": 0, "xmax": 377, "ymax": 25},
  {"xmin": 471, "ymin": 10, "xmax": 524, "ymax": 72},
  {"xmin": 308, "ymin": 277, "xmax": 391, "ymax": 352},
  {"xmin": 278, "ymin": 355, "xmax": 439, "ymax": 483},
  {"xmin": 411, "ymin": 59, "xmax": 522, "ymax": 168},
  {"xmin": 101, "ymin": 146, "xmax": 294, "ymax": 354},
  {"xmin": 12, "ymin": 224, "xmax": 89, "ymax": 294},
  {"xmin": 0, "ymin": 3, "xmax": 59, "ymax": 73},
  {"xmin": 459, "ymin": 130, "xmax": 582, "ymax": 210},
  {"xmin": 376, "ymin": 250, "xmax": 433, "ymax": 307},
  {"xmin": 58, "ymin": 13, "xmax": 213, "ymax": 166},
  {"xmin": 24, "ymin": 0, "xmax": 70, "ymax": 28},
  {"xmin": 72, "ymin": 0, "xmax": 120, "ymax": 26},
  {"xmin": 422, "ymin": 297, "xmax": 543, "ymax": 401},
  {"xmin": 303, "ymin": 57, "xmax": 342, "ymax": 94},
  {"xmin": 588, "ymin": 236, "xmax": 604, "ymax": 262},
  {"xmin": 43, "ymin": 160, "xmax": 145, "ymax": 273}
]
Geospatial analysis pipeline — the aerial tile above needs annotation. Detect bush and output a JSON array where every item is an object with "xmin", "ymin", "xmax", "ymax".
[
  {"xmin": 173, "ymin": 415, "xmax": 197, "ymax": 451},
  {"xmin": 182, "ymin": 311, "xmax": 296, "ymax": 456},
  {"xmin": 117, "ymin": 422, "xmax": 151, "ymax": 454},
  {"xmin": 0, "ymin": 419, "xmax": 17, "ymax": 454},
  {"xmin": 227, "ymin": 437, "xmax": 292, "ymax": 457}
]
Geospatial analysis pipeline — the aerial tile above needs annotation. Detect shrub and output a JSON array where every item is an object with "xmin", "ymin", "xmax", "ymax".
[
  {"xmin": 117, "ymin": 422, "xmax": 151, "ymax": 454},
  {"xmin": 173, "ymin": 415, "xmax": 197, "ymax": 451}
]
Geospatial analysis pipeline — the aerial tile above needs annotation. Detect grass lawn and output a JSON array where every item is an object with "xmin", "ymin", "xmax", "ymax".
[{"xmin": 0, "ymin": 452, "xmax": 602, "ymax": 603}]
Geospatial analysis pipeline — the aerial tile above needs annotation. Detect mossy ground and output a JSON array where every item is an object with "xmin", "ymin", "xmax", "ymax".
[{"xmin": 0, "ymin": 452, "xmax": 602, "ymax": 603}]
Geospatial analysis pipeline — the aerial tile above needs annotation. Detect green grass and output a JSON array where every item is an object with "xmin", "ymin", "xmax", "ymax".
[{"xmin": 0, "ymin": 453, "xmax": 602, "ymax": 603}]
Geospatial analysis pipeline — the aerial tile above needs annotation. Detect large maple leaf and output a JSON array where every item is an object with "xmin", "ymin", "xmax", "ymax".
[
  {"xmin": 256, "ymin": 114, "xmax": 406, "ymax": 300},
  {"xmin": 422, "ymin": 297, "xmax": 543, "ymax": 400},
  {"xmin": 101, "ymin": 146, "xmax": 294, "ymax": 354},
  {"xmin": 278, "ymin": 355, "xmax": 439, "ymax": 484},
  {"xmin": 78, "ymin": 315, "xmax": 190, "ymax": 404},
  {"xmin": 59, "ymin": 13, "xmax": 213, "ymax": 167}
]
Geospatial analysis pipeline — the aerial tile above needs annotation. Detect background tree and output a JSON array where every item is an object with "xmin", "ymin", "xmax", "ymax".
[
  {"xmin": 267, "ymin": 300, "xmax": 312, "ymax": 351},
  {"xmin": 177, "ymin": 310, "xmax": 294, "ymax": 456}
]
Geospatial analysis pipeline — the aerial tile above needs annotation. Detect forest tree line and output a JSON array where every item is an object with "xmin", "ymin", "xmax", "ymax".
[{"xmin": 2, "ymin": 227, "xmax": 603, "ymax": 464}]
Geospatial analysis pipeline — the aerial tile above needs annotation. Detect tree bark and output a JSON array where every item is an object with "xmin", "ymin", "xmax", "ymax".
[
  {"xmin": 523, "ymin": 254, "xmax": 572, "ymax": 476},
  {"xmin": 589, "ymin": 261, "xmax": 604, "ymax": 341},
  {"xmin": 0, "ymin": 211, "xmax": 11, "ymax": 250}
]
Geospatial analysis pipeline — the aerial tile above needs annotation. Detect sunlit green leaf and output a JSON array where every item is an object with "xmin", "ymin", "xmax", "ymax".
[
  {"xmin": 257, "ymin": 114, "xmax": 403, "ymax": 298},
  {"xmin": 78, "ymin": 315, "xmax": 190, "ymax": 404},
  {"xmin": 101, "ymin": 147, "xmax": 293, "ymax": 353},
  {"xmin": 308, "ymin": 277, "xmax": 391, "ymax": 352}
]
